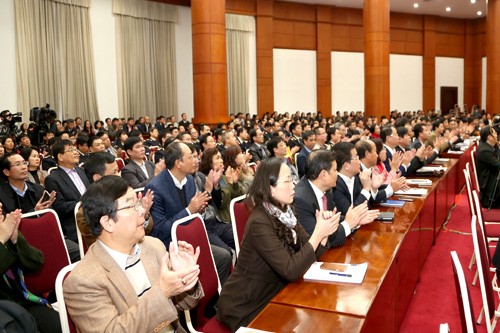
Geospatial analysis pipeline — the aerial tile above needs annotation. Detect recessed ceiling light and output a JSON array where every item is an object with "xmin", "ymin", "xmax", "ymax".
[
  {"xmin": 471, "ymin": 0, "xmax": 476, "ymax": 3},
  {"xmin": 446, "ymin": 7, "xmax": 451, "ymax": 12},
  {"xmin": 477, "ymin": 10, "xmax": 482, "ymax": 15},
  {"xmin": 413, "ymin": 3, "xmax": 419, "ymax": 8}
]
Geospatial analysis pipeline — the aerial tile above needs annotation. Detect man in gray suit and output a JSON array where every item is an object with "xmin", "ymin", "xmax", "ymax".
[{"xmin": 121, "ymin": 137, "xmax": 165, "ymax": 189}]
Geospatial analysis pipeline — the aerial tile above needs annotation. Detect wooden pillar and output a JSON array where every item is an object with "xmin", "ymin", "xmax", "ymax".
[
  {"xmin": 316, "ymin": 5, "xmax": 332, "ymax": 118},
  {"xmin": 191, "ymin": 0, "xmax": 228, "ymax": 124},
  {"xmin": 256, "ymin": 0, "xmax": 274, "ymax": 117},
  {"xmin": 423, "ymin": 16, "xmax": 436, "ymax": 112},
  {"xmin": 487, "ymin": 0, "xmax": 500, "ymax": 114},
  {"xmin": 464, "ymin": 21, "xmax": 483, "ymax": 110},
  {"xmin": 363, "ymin": 0, "xmax": 390, "ymax": 119}
]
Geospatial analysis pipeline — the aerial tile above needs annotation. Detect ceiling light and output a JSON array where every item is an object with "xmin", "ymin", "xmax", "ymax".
[
  {"xmin": 471, "ymin": 0, "xmax": 476, "ymax": 3},
  {"xmin": 413, "ymin": 3, "xmax": 419, "ymax": 8},
  {"xmin": 477, "ymin": 10, "xmax": 482, "ymax": 15},
  {"xmin": 446, "ymin": 7, "xmax": 451, "ymax": 12}
]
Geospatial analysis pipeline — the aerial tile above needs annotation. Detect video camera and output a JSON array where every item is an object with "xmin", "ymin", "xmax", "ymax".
[{"xmin": 29, "ymin": 104, "xmax": 57, "ymax": 146}]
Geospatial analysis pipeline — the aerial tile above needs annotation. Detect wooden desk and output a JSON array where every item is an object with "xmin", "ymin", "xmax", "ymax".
[
  {"xmin": 248, "ymin": 159, "xmax": 460, "ymax": 333},
  {"xmin": 248, "ymin": 304, "xmax": 364, "ymax": 333}
]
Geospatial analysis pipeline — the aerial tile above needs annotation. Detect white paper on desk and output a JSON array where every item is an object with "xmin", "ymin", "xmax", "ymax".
[
  {"xmin": 406, "ymin": 178, "xmax": 432, "ymax": 186},
  {"xmin": 303, "ymin": 262, "xmax": 368, "ymax": 284},
  {"xmin": 235, "ymin": 328, "xmax": 274, "ymax": 333},
  {"xmin": 417, "ymin": 166, "xmax": 448, "ymax": 172},
  {"xmin": 395, "ymin": 188, "xmax": 428, "ymax": 196},
  {"xmin": 446, "ymin": 150, "xmax": 464, "ymax": 154},
  {"xmin": 434, "ymin": 158, "xmax": 450, "ymax": 163}
]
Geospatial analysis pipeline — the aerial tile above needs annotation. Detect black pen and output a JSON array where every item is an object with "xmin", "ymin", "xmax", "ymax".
[{"xmin": 329, "ymin": 272, "xmax": 352, "ymax": 277}]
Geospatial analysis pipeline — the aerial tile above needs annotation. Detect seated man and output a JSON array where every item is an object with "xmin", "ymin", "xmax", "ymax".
[
  {"xmin": 121, "ymin": 137, "xmax": 165, "ymax": 189},
  {"xmin": 476, "ymin": 125, "xmax": 500, "ymax": 208},
  {"xmin": 0, "ymin": 210, "xmax": 62, "ymax": 333},
  {"xmin": 0, "ymin": 153, "xmax": 80, "ymax": 263},
  {"xmin": 64, "ymin": 176, "xmax": 203, "ymax": 333},
  {"xmin": 331, "ymin": 142, "xmax": 385, "ymax": 217},
  {"xmin": 146, "ymin": 142, "xmax": 232, "ymax": 284},
  {"xmin": 296, "ymin": 130, "xmax": 316, "ymax": 179},
  {"xmin": 294, "ymin": 150, "xmax": 376, "ymax": 248}
]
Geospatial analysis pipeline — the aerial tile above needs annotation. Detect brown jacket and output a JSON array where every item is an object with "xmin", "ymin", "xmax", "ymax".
[
  {"xmin": 216, "ymin": 205, "xmax": 327, "ymax": 331},
  {"xmin": 63, "ymin": 236, "xmax": 203, "ymax": 333}
]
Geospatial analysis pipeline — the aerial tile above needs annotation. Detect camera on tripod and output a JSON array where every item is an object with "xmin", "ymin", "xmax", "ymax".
[{"xmin": 29, "ymin": 104, "xmax": 57, "ymax": 146}]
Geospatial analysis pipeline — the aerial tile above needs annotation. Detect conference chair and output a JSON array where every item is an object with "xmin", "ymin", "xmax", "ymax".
[
  {"xmin": 229, "ymin": 195, "xmax": 251, "ymax": 257},
  {"xmin": 115, "ymin": 157, "xmax": 125, "ymax": 172},
  {"xmin": 19, "ymin": 209, "xmax": 71, "ymax": 297},
  {"xmin": 471, "ymin": 214, "xmax": 499, "ymax": 332},
  {"xmin": 73, "ymin": 202, "xmax": 87, "ymax": 258},
  {"xmin": 148, "ymin": 146, "xmax": 160, "ymax": 161},
  {"xmin": 171, "ymin": 214, "xmax": 230, "ymax": 333},
  {"xmin": 247, "ymin": 162, "xmax": 257, "ymax": 174},
  {"xmin": 466, "ymin": 162, "xmax": 500, "ymax": 223},
  {"xmin": 450, "ymin": 250, "xmax": 477, "ymax": 333},
  {"xmin": 47, "ymin": 166, "xmax": 57, "ymax": 175},
  {"xmin": 55, "ymin": 263, "xmax": 78, "ymax": 333}
]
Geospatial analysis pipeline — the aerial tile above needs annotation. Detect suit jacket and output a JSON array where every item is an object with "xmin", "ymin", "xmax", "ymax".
[
  {"xmin": 383, "ymin": 147, "xmax": 407, "ymax": 175},
  {"xmin": 332, "ymin": 175, "xmax": 377, "ymax": 218},
  {"xmin": 477, "ymin": 141, "xmax": 500, "ymax": 208},
  {"xmin": 217, "ymin": 205, "xmax": 326, "ymax": 331},
  {"xmin": 63, "ymin": 237, "xmax": 203, "ymax": 333},
  {"xmin": 248, "ymin": 143, "xmax": 268, "ymax": 163},
  {"xmin": 413, "ymin": 139, "xmax": 438, "ymax": 164},
  {"xmin": 44, "ymin": 167, "xmax": 90, "ymax": 242},
  {"xmin": 121, "ymin": 160, "xmax": 156, "ymax": 189},
  {"xmin": 146, "ymin": 170, "xmax": 197, "ymax": 246},
  {"xmin": 0, "ymin": 181, "xmax": 44, "ymax": 215},
  {"xmin": 296, "ymin": 147, "xmax": 311, "ymax": 179},
  {"xmin": 294, "ymin": 178, "xmax": 347, "ymax": 248}
]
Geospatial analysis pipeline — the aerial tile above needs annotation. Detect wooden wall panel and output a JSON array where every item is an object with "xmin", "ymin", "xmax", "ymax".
[
  {"xmin": 436, "ymin": 32, "xmax": 465, "ymax": 57},
  {"xmin": 274, "ymin": 1, "xmax": 316, "ymax": 22},
  {"xmin": 226, "ymin": 0, "xmax": 256, "ymax": 15}
]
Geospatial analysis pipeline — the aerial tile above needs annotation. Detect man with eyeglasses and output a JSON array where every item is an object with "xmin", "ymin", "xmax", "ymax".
[
  {"xmin": 45, "ymin": 139, "xmax": 90, "ymax": 244},
  {"xmin": 64, "ymin": 176, "xmax": 203, "ymax": 333},
  {"xmin": 121, "ymin": 137, "xmax": 165, "ymax": 189},
  {"xmin": 0, "ymin": 152, "xmax": 81, "ymax": 263}
]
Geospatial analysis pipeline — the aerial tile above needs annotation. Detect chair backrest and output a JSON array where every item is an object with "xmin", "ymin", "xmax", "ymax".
[
  {"xmin": 247, "ymin": 162, "xmax": 257, "ymax": 174},
  {"xmin": 148, "ymin": 146, "xmax": 159, "ymax": 161},
  {"xmin": 471, "ymin": 147, "xmax": 480, "ymax": 193},
  {"xmin": 133, "ymin": 187, "xmax": 145, "ymax": 194},
  {"xmin": 47, "ymin": 166, "xmax": 57, "ymax": 175},
  {"xmin": 19, "ymin": 209, "xmax": 71, "ymax": 296},
  {"xmin": 172, "ymin": 214, "xmax": 220, "ymax": 330},
  {"xmin": 229, "ymin": 195, "xmax": 251, "ymax": 257},
  {"xmin": 294, "ymin": 152, "xmax": 299, "ymax": 169},
  {"xmin": 472, "ymin": 190, "xmax": 490, "ymax": 259},
  {"xmin": 471, "ymin": 215, "xmax": 495, "ymax": 333},
  {"xmin": 115, "ymin": 157, "xmax": 125, "ymax": 172},
  {"xmin": 464, "ymin": 165, "xmax": 475, "ymax": 217},
  {"xmin": 73, "ymin": 202, "xmax": 87, "ymax": 258},
  {"xmin": 450, "ymin": 251, "xmax": 477, "ymax": 333},
  {"xmin": 55, "ymin": 263, "xmax": 78, "ymax": 333}
]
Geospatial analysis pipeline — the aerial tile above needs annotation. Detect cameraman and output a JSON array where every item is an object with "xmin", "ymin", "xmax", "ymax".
[
  {"xmin": 0, "ymin": 110, "xmax": 21, "ymax": 138},
  {"xmin": 476, "ymin": 124, "xmax": 500, "ymax": 208}
]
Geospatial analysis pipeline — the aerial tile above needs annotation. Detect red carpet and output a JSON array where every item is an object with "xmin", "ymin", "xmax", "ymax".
[{"xmin": 400, "ymin": 193, "xmax": 496, "ymax": 333}]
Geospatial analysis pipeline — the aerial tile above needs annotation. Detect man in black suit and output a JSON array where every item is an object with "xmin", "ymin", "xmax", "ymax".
[
  {"xmin": 331, "ymin": 142, "xmax": 384, "ymax": 217},
  {"xmin": 294, "ymin": 150, "xmax": 372, "ymax": 248},
  {"xmin": 121, "ymin": 137, "xmax": 165, "ymax": 189},
  {"xmin": 138, "ymin": 116, "xmax": 151, "ymax": 134},
  {"xmin": 45, "ymin": 139, "xmax": 90, "ymax": 243},
  {"xmin": 248, "ymin": 128, "xmax": 268, "ymax": 164},
  {"xmin": 0, "ymin": 152, "xmax": 80, "ymax": 262},
  {"xmin": 477, "ymin": 125, "xmax": 500, "ymax": 208},
  {"xmin": 178, "ymin": 113, "xmax": 190, "ymax": 129}
]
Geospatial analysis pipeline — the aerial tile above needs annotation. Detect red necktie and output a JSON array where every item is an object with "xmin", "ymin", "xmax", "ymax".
[{"xmin": 322, "ymin": 194, "xmax": 328, "ymax": 211}]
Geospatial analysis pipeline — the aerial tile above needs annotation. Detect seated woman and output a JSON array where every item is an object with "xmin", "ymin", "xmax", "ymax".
[
  {"xmin": 2, "ymin": 136, "xmax": 16, "ymax": 155},
  {"xmin": 216, "ymin": 158, "xmax": 339, "ymax": 331},
  {"xmin": 19, "ymin": 147, "xmax": 48, "ymax": 186},
  {"xmin": 0, "ymin": 209, "xmax": 62, "ymax": 333},
  {"xmin": 371, "ymin": 138, "xmax": 400, "ymax": 185}
]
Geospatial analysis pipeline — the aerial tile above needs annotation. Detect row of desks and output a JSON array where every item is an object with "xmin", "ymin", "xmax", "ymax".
[{"xmin": 248, "ymin": 148, "xmax": 473, "ymax": 332}]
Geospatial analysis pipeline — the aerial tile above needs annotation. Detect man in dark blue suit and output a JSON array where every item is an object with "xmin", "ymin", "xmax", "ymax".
[
  {"xmin": 294, "ymin": 150, "xmax": 371, "ymax": 248},
  {"xmin": 296, "ymin": 130, "xmax": 316, "ymax": 179},
  {"xmin": 146, "ymin": 142, "xmax": 232, "ymax": 283}
]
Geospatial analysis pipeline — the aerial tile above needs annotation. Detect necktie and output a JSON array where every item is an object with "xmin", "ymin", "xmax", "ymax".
[{"xmin": 322, "ymin": 194, "xmax": 328, "ymax": 211}]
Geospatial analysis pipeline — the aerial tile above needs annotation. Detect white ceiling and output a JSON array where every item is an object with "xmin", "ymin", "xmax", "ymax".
[{"xmin": 281, "ymin": 0, "xmax": 488, "ymax": 19}]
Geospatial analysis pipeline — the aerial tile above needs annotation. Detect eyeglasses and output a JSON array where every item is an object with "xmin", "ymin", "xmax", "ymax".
[
  {"xmin": 11, "ymin": 161, "xmax": 29, "ymax": 168},
  {"xmin": 64, "ymin": 147, "xmax": 78, "ymax": 153},
  {"xmin": 114, "ymin": 198, "xmax": 143, "ymax": 213},
  {"xmin": 276, "ymin": 178, "xmax": 294, "ymax": 186}
]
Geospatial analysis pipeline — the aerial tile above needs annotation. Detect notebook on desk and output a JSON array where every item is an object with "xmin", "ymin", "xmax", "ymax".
[{"xmin": 303, "ymin": 262, "xmax": 368, "ymax": 284}]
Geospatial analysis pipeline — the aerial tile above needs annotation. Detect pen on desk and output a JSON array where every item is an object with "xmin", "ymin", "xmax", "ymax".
[{"xmin": 329, "ymin": 272, "xmax": 352, "ymax": 277}]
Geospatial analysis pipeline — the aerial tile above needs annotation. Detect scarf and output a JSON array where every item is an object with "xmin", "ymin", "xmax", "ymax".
[{"xmin": 263, "ymin": 202, "xmax": 297, "ymax": 244}]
